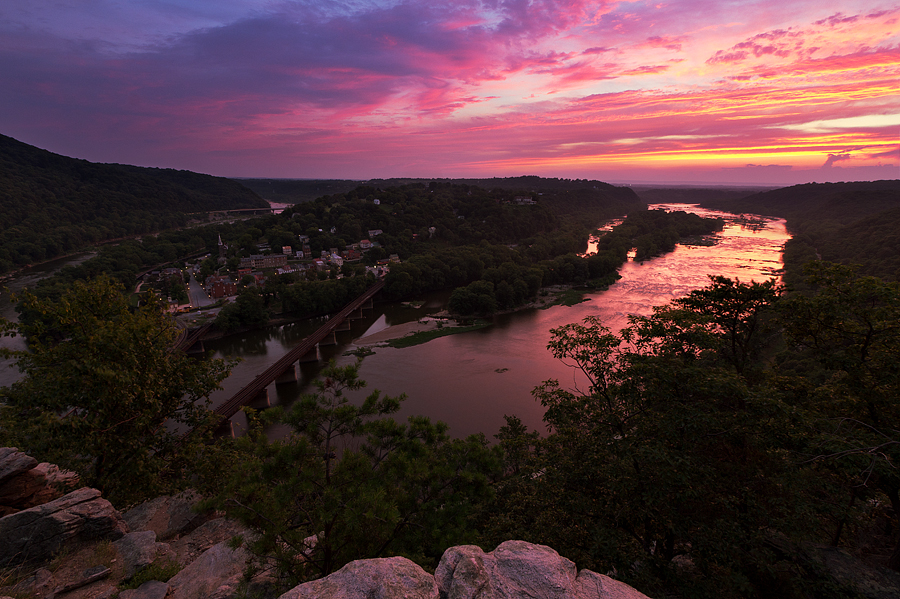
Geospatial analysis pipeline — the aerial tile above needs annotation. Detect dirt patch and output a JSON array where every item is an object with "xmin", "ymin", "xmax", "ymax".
[{"xmin": 353, "ymin": 319, "xmax": 442, "ymax": 345}]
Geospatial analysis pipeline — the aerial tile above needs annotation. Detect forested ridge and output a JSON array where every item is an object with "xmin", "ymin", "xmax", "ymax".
[
  {"xmin": 0, "ymin": 134, "xmax": 268, "ymax": 274},
  {"xmin": 693, "ymin": 180, "xmax": 900, "ymax": 283},
  {"xmin": 236, "ymin": 176, "xmax": 639, "ymax": 228}
]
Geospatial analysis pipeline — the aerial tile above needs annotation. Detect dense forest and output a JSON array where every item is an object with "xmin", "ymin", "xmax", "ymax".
[
  {"xmin": 236, "ymin": 176, "xmax": 640, "ymax": 228},
  {"xmin": 0, "ymin": 134, "xmax": 268, "ymax": 274},
  {"xmin": 693, "ymin": 180, "xmax": 900, "ymax": 283},
  {"xmin": 233, "ymin": 178, "xmax": 363, "ymax": 204}
]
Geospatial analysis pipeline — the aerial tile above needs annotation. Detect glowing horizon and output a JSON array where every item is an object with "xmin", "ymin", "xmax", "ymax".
[{"xmin": 1, "ymin": 0, "xmax": 897, "ymax": 185}]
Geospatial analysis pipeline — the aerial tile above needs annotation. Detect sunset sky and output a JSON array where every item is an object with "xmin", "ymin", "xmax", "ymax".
[{"xmin": 2, "ymin": 0, "xmax": 898, "ymax": 185}]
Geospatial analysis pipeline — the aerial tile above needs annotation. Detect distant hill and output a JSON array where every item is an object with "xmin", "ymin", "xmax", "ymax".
[
  {"xmin": 419, "ymin": 176, "xmax": 644, "ymax": 226},
  {"xmin": 0, "ymin": 134, "xmax": 268, "ymax": 274},
  {"xmin": 631, "ymin": 185, "xmax": 775, "ymax": 205},
  {"xmin": 237, "ymin": 176, "xmax": 643, "ymax": 227},
  {"xmin": 697, "ymin": 180, "xmax": 900, "ymax": 283},
  {"xmin": 233, "ymin": 178, "xmax": 363, "ymax": 204}
]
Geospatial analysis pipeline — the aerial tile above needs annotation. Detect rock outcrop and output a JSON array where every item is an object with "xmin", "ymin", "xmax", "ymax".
[
  {"xmin": 279, "ymin": 541, "xmax": 651, "ymax": 599},
  {"xmin": 0, "ymin": 448, "xmax": 656, "ymax": 599},
  {"xmin": 123, "ymin": 490, "xmax": 207, "ymax": 541},
  {"xmin": 279, "ymin": 556, "xmax": 439, "ymax": 599},
  {"xmin": 0, "ymin": 447, "xmax": 38, "ymax": 485},
  {"xmin": 113, "ymin": 530, "xmax": 172, "ymax": 580},
  {"xmin": 0, "ymin": 487, "xmax": 128, "ymax": 566},
  {"xmin": 165, "ymin": 541, "xmax": 253, "ymax": 599},
  {"xmin": 0, "ymin": 447, "xmax": 77, "ymax": 516}
]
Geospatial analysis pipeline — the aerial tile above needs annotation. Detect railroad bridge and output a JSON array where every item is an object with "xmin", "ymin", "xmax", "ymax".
[{"xmin": 211, "ymin": 279, "xmax": 384, "ymax": 435}]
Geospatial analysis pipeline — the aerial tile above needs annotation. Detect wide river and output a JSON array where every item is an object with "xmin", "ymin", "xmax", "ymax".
[{"xmin": 203, "ymin": 204, "xmax": 789, "ymax": 439}]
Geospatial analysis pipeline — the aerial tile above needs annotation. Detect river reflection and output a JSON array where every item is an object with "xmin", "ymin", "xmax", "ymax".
[{"xmin": 204, "ymin": 204, "xmax": 789, "ymax": 440}]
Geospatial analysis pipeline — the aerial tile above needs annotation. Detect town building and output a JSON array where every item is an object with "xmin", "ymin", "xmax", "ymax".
[
  {"xmin": 240, "ymin": 254, "xmax": 288, "ymax": 269},
  {"xmin": 205, "ymin": 275, "xmax": 237, "ymax": 299}
]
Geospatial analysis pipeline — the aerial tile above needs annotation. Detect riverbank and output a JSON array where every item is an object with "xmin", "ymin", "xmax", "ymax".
[{"xmin": 349, "ymin": 284, "xmax": 599, "ymax": 348}]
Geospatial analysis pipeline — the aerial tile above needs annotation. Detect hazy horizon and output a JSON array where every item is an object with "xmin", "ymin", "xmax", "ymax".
[{"xmin": 2, "ymin": 1, "xmax": 897, "ymax": 186}]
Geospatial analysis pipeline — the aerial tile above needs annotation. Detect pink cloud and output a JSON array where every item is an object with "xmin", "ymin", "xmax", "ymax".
[
  {"xmin": 621, "ymin": 64, "xmax": 671, "ymax": 76},
  {"xmin": 582, "ymin": 46, "xmax": 615, "ymax": 55},
  {"xmin": 822, "ymin": 152, "xmax": 853, "ymax": 168},
  {"xmin": 707, "ymin": 28, "xmax": 799, "ymax": 64},
  {"xmin": 730, "ymin": 45, "xmax": 900, "ymax": 81},
  {"xmin": 815, "ymin": 13, "xmax": 860, "ymax": 27},
  {"xmin": 641, "ymin": 35, "xmax": 686, "ymax": 52}
]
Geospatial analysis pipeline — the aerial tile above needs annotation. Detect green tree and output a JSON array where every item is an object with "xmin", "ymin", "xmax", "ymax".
[
  {"xmin": 0, "ymin": 275, "xmax": 232, "ymax": 504},
  {"xmin": 215, "ymin": 289, "xmax": 269, "ymax": 331},
  {"xmin": 776, "ymin": 262, "xmax": 900, "ymax": 565},
  {"xmin": 485, "ymin": 279, "xmax": 833, "ymax": 598},
  {"xmin": 201, "ymin": 362, "xmax": 500, "ymax": 585},
  {"xmin": 629, "ymin": 275, "xmax": 782, "ymax": 380}
]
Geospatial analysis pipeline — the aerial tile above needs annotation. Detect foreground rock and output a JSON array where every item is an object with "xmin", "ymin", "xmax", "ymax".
[
  {"xmin": 0, "ymin": 487, "xmax": 128, "ymax": 566},
  {"xmin": 279, "ymin": 541, "xmax": 651, "ymax": 599},
  {"xmin": 166, "ymin": 541, "xmax": 252, "ymax": 599},
  {"xmin": 114, "ymin": 530, "xmax": 172, "ymax": 579},
  {"xmin": 0, "ymin": 448, "xmax": 78, "ymax": 516},
  {"xmin": 0, "ymin": 447, "xmax": 38, "ymax": 485},
  {"xmin": 123, "ymin": 490, "xmax": 207, "ymax": 541},
  {"xmin": 279, "ymin": 557, "xmax": 439, "ymax": 599}
]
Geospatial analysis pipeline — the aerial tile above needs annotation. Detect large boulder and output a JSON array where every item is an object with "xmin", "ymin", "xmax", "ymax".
[
  {"xmin": 278, "ymin": 557, "xmax": 439, "ymax": 599},
  {"xmin": 278, "ymin": 542, "xmax": 651, "ymax": 599},
  {"xmin": 167, "ymin": 516, "xmax": 252, "ymax": 566},
  {"xmin": 123, "ymin": 490, "xmax": 207, "ymax": 541},
  {"xmin": 0, "ymin": 487, "xmax": 128, "ymax": 566},
  {"xmin": 119, "ymin": 580, "xmax": 170, "ymax": 599},
  {"xmin": 437, "ymin": 541, "xmax": 577, "ymax": 599},
  {"xmin": 436, "ymin": 541, "xmax": 648, "ymax": 599},
  {"xmin": 0, "ymin": 461, "xmax": 79, "ymax": 515},
  {"xmin": 114, "ymin": 530, "xmax": 173, "ymax": 580},
  {"xmin": 0, "ymin": 448, "xmax": 38, "ymax": 485},
  {"xmin": 166, "ymin": 541, "xmax": 251, "ymax": 599}
]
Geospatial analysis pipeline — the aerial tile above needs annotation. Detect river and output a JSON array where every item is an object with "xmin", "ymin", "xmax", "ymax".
[{"xmin": 202, "ymin": 204, "xmax": 790, "ymax": 440}]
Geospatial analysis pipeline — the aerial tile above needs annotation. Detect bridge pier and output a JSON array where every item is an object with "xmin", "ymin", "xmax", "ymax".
[
  {"xmin": 348, "ymin": 308, "xmax": 365, "ymax": 320},
  {"xmin": 318, "ymin": 331, "xmax": 338, "ymax": 346},
  {"xmin": 250, "ymin": 388, "xmax": 270, "ymax": 408},
  {"xmin": 185, "ymin": 340, "xmax": 205, "ymax": 357},
  {"xmin": 335, "ymin": 320, "xmax": 351, "ymax": 332},
  {"xmin": 216, "ymin": 418, "xmax": 235, "ymax": 438},
  {"xmin": 275, "ymin": 364, "xmax": 297, "ymax": 385},
  {"xmin": 298, "ymin": 347, "xmax": 319, "ymax": 363}
]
